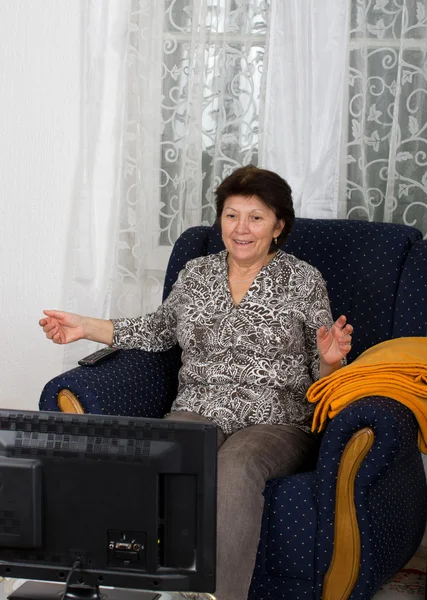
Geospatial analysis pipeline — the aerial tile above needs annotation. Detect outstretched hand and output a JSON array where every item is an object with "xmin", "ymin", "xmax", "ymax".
[
  {"xmin": 317, "ymin": 315, "xmax": 353, "ymax": 366},
  {"xmin": 39, "ymin": 310, "xmax": 86, "ymax": 345}
]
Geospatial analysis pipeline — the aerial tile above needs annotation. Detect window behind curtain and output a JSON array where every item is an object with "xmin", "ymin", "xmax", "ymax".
[
  {"xmin": 159, "ymin": 0, "xmax": 270, "ymax": 245},
  {"xmin": 112, "ymin": 0, "xmax": 270, "ymax": 316},
  {"xmin": 344, "ymin": 0, "xmax": 427, "ymax": 236}
]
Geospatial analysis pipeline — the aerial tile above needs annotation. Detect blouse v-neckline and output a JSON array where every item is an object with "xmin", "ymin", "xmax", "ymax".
[{"xmin": 221, "ymin": 250, "xmax": 281, "ymax": 308}]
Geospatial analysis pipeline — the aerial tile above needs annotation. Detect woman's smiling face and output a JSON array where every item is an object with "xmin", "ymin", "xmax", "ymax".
[{"xmin": 221, "ymin": 195, "xmax": 284, "ymax": 266}]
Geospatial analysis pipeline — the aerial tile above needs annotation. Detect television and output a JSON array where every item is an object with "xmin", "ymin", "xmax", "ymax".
[{"xmin": 0, "ymin": 409, "xmax": 217, "ymax": 600}]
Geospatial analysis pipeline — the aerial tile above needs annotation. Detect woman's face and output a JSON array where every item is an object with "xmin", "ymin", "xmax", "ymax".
[{"xmin": 221, "ymin": 195, "xmax": 284, "ymax": 265}]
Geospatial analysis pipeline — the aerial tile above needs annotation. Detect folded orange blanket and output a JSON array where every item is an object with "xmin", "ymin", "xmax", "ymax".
[{"xmin": 307, "ymin": 337, "xmax": 427, "ymax": 452}]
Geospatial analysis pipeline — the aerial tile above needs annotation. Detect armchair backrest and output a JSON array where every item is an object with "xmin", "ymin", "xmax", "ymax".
[{"xmin": 163, "ymin": 218, "xmax": 425, "ymax": 362}]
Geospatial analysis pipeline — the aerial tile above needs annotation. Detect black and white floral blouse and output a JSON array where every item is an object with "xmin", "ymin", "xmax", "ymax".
[{"xmin": 112, "ymin": 249, "xmax": 334, "ymax": 435}]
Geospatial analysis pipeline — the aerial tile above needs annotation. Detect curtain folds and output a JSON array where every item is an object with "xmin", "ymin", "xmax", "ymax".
[
  {"xmin": 63, "ymin": 0, "xmax": 131, "ymax": 370},
  {"xmin": 64, "ymin": 0, "xmax": 427, "ymax": 371},
  {"xmin": 342, "ymin": 0, "xmax": 427, "ymax": 235},
  {"xmin": 260, "ymin": 0, "xmax": 351, "ymax": 218},
  {"xmin": 109, "ymin": 0, "xmax": 271, "ymax": 318},
  {"xmin": 63, "ymin": 0, "xmax": 270, "ymax": 371}
]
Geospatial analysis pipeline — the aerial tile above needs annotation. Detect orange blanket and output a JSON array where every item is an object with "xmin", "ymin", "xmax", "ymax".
[{"xmin": 307, "ymin": 337, "xmax": 427, "ymax": 452}]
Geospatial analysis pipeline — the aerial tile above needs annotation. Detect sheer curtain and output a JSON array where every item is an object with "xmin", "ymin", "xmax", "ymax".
[
  {"xmin": 342, "ymin": 0, "xmax": 427, "ymax": 235},
  {"xmin": 63, "ymin": 0, "xmax": 270, "ymax": 369},
  {"xmin": 113, "ymin": 0, "xmax": 271, "ymax": 319},
  {"xmin": 260, "ymin": 0, "xmax": 351, "ymax": 218},
  {"xmin": 62, "ymin": 0, "xmax": 130, "ymax": 369},
  {"xmin": 64, "ymin": 0, "xmax": 427, "ymax": 369}
]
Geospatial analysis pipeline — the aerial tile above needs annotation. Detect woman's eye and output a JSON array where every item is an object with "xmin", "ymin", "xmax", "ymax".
[
  {"xmin": 252, "ymin": 215, "xmax": 262, "ymax": 221},
  {"xmin": 226, "ymin": 213, "xmax": 236, "ymax": 219}
]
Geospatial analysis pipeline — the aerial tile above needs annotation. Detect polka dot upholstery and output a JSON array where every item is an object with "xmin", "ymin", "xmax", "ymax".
[
  {"xmin": 39, "ymin": 218, "xmax": 427, "ymax": 600},
  {"xmin": 393, "ymin": 239, "xmax": 427, "ymax": 338},
  {"xmin": 39, "ymin": 347, "xmax": 181, "ymax": 416},
  {"xmin": 250, "ymin": 472, "xmax": 322, "ymax": 600},
  {"xmin": 283, "ymin": 219, "xmax": 422, "ymax": 361},
  {"xmin": 163, "ymin": 225, "xmax": 223, "ymax": 302},
  {"xmin": 248, "ymin": 398, "xmax": 427, "ymax": 600},
  {"xmin": 313, "ymin": 397, "xmax": 427, "ymax": 599}
]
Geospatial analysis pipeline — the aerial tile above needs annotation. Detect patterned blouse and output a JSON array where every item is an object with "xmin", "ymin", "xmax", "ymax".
[{"xmin": 111, "ymin": 249, "xmax": 334, "ymax": 435}]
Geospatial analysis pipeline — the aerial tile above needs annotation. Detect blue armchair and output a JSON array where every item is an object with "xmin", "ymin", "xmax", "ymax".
[{"xmin": 40, "ymin": 218, "xmax": 427, "ymax": 600}]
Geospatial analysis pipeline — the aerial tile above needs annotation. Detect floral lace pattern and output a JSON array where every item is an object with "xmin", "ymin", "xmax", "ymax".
[
  {"xmin": 112, "ymin": 250, "xmax": 333, "ymax": 434},
  {"xmin": 345, "ymin": 0, "xmax": 427, "ymax": 235}
]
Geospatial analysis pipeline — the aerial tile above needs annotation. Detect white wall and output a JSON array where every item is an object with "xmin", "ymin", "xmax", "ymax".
[{"xmin": 0, "ymin": 1, "xmax": 83, "ymax": 410}]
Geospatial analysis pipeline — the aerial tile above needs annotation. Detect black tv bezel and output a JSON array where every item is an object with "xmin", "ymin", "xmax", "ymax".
[{"xmin": 0, "ymin": 409, "xmax": 217, "ymax": 596}]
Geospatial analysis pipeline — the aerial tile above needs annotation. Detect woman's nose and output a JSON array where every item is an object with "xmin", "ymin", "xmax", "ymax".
[{"xmin": 235, "ymin": 217, "xmax": 250, "ymax": 232}]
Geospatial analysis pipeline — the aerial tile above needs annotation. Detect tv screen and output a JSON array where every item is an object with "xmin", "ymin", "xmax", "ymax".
[{"xmin": 0, "ymin": 409, "xmax": 217, "ymax": 600}]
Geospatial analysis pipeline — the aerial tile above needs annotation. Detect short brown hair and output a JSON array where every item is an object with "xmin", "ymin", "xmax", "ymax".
[{"xmin": 215, "ymin": 165, "xmax": 295, "ymax": 251}]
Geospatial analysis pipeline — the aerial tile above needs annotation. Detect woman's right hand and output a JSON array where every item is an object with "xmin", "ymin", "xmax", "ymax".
[{"xmin": 39, "ymin": 310, "xmax": 87, "ymax": 345}]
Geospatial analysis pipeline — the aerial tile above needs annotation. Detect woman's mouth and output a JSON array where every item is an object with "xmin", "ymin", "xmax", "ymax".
[{"xmin": 234, "ymin": 239, "xmax": 253, "ymax": 245}]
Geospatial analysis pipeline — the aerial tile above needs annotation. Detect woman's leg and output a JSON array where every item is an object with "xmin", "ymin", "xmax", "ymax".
[
  {"xmin": 164, "ymin": 414, "xmax": 317, "ymax": 600},
  {"xmin": 164, "ymin": 410, "xmax": 226, "ymax": 449},
  {"xmin": 164, "ymin": 411, "xmax": 224, "ymax": 600},
  {"xmin": 215, "ymin": 424, "xmax": 318, "ymax": 600}
]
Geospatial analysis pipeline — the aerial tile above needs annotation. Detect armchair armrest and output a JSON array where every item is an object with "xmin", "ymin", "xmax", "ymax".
[
  {"xmin": 315, "ymin": 396, "xmax": 427, "ymax": 600},
  {"xmin": 39, "ymin": 346, "xmax": 181, "ymax": 417}
]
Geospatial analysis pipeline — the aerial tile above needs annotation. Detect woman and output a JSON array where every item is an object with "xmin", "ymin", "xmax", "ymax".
[{"xmin": 40, "ymin": 166, "xmax": 352, "ymax": 600}]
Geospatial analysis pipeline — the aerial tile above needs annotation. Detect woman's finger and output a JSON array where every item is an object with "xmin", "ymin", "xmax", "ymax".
[
  {"xmin": 43, "ymin": 322, "xmax": 57, "ymax": 334},
  {"xmin": 317, "ymin": 325, "xmax": 328, "ymax": 340},
  {"xmin": 46, "ymin": 327, "xmax": 59, "ymax": 340},
  {"xmin": 43, "ymin": 310, "xmax": 63, "ymax": 318}
]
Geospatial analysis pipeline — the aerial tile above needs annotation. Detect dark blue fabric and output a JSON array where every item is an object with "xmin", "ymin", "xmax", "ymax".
[
  {"xmin": 39, "ymin": 347, "xmax": 181, "ymax": 416},
  {"xmin": 250, "ymin": 397, "xmax": 427, "ymax": 600},
  {"xmin": 314, "ymin": 397, "xmax": 427, "ymax": 599},
  {"xmin": 393, "ymin": 239, "xmax": 427, "ymax": 338},
  {"xmin": 249, "ymin": 472, "xmax": 317, "ymax": 597},
  {"xmin": 283, "ymin": 219, "xmax": 421, "ymax": 361},
  {"xmin": 39, "ymin": 218, "xmax": 427, "ymax": 600},
  {"xmin": 163, "ymin": 226, "xmax": 217, "ymax": 301},
  {"xmin": 249, "ymin": 576, "xmax": 314, "ymax": 600}
]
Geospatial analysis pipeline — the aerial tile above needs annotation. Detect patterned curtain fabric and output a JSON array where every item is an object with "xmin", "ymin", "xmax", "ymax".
[
  {"xmin": 342, "ymin": 0, "xmax": 427, "ymax": 235},
  {"xmin": 63, "ymin": 0, "xmax": 427, "ymax": 371},
  {"xmin": 63, "ymin": 0, "xmax": 269, "ymax": 370},
  {"xmin": 111, "ymin": 0, "xmax": 271, "ymax": 318}
]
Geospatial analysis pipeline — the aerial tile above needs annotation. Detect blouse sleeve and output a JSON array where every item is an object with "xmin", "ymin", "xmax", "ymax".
[
  {"xmin": 303, "ymin": 269, "xmax": 335, "ymax": 382},
  {"xmin": 111, "ymin": 268, "xmax": 188, "ymax": 352}
]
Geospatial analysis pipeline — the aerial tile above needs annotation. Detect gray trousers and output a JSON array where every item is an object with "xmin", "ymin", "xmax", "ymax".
[{"xmin": 165, "ymin": 411, "xmax": 318, "ymax": 600}]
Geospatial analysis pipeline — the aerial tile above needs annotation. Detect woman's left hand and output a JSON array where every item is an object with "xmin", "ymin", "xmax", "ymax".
[{"xmin": 317, "ymin": 315, "xmax": 353, "ymax": 366}]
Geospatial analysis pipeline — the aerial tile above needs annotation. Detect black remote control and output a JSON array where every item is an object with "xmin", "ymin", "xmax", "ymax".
[{"xmin": 78, "ymin": 347, "xmax": 120, "ymax": 366}]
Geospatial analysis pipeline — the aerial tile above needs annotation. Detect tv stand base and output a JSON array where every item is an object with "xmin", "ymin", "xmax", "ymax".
[{"xmin": 8, "ymin": 581, "xmax": 161, "ymax": 600}]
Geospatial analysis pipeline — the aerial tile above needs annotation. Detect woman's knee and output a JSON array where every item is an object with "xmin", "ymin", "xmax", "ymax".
[
  {"xmin": 217, "ymin": 423, "xmax": 316, "ymax": 485},
  {"xmin": 218, "ymin": 441, "xmax": 269, "ymax": 490}
]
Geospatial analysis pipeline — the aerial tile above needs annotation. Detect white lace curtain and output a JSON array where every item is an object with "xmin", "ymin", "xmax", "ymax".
[
  {"xmin": 342, "ymin": 0, "xmax": 427, "ymax": 232},
  {"xmin": 113, "ymin": 0, "xmax": 270, "ymax": 319},
  {"xmin": 262, "ymin": 0, "xmax": 427, "ymax": 230},
  {"xmin": 63, "ymin": 0, "xmax": 427, "ymax": 368},
  {"xmin": 63, "ymin": 0, "xmax": 270, "ymax": 368}
]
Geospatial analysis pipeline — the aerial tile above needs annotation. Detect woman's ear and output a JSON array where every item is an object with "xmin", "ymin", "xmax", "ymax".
[{"xmin": 275, "ymin": 219, "xmax": 285, "ymax": 238}]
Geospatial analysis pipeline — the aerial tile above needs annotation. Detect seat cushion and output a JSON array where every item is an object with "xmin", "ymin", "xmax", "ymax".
[{"xmin": 250, "ymin": 471, "xmax": 317, "ymax": 600}]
